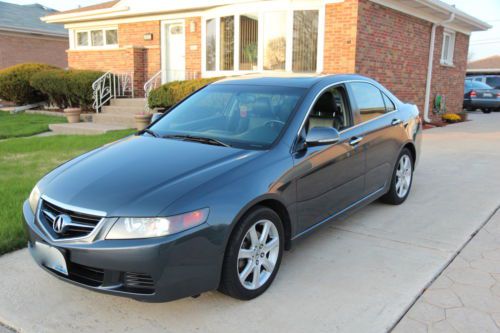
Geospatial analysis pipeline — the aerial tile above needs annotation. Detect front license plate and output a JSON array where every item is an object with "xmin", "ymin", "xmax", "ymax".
[
  {"xmin": 483, "ymin": 93, "xmax": 492, "ymax": 97},
  {"xmin": 30, "ymin": 242, "xmax": 68, "ymax": 276}
]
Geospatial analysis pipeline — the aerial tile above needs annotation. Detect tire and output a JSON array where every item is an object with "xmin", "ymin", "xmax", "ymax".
[
  {"xmin": 482, "ymin": 109, "xmax": 492, "ymax": 114},
  {"xmin": 219, "ymin": 206, "xmax": 284, "ymax": 300},
  {"xmin": 381, "ymin": 148, "xmax": 414, "ymax": 205}
]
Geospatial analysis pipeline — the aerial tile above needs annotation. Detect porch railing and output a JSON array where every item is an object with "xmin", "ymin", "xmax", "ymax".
[
  {"xmin": 92, "ymin": 72, "xmax": 134, "ymax": 113},
  {"xmin": 144, "ymin": 70, "xmax": 202, "ymax": 109}
]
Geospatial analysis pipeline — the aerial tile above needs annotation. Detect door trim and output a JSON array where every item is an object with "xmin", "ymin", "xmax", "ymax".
[{"xmin": 160, "ymin": 19, "xmax": 186, "ymax": 84}]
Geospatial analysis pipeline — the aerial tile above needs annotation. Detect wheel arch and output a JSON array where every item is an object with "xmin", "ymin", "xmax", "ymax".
[
  {"xmin": 403, "ymin": 142, "xmax": 417, "ymax": 167},
  {"xmin": 226, "ymin": 196, "xmax": 293, "ymax": 253}
]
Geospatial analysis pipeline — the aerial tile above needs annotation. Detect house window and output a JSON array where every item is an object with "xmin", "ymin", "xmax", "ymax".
[
  {"xmin": 204, "ymin": 7, "xmax": 321, "ymax": 74},
  {"xmin": 220, "ymin": 16, "xmax": 235, "ymax": 71},
  {"xmin": 263, "ymin": 12, "xmax": 287, "ymax": 71},
  {"xmin": 75, "ymin": 28, "xmax": 118, "ymax": 48},
  {"xmin": 206, "ymin": 19, "xmax": 216, "ymax": 71},
  {"xmin": 293, "ymin": 10, "xmax": 319, "ymax": 72},
  {"xmin": 441, "ymin": 30, "xmax": 455, "ymax": 66},
  {"xmin": 239, "ymin": 14, "xmax": 259, "ymax": 70}
]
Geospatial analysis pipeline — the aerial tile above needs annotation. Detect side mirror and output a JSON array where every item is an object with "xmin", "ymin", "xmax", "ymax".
[
  {"xmin": 305, "ymin": 127, "xmax": 341, "ymax": 147},
  {"xmin": 151, "ymin": 113, "xmax": 163, "ymax": 123}
]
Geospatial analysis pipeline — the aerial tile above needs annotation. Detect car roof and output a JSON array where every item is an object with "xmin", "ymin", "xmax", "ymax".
[{"xmin": 213, "ymin": 74, "xmax": 371, "ymax": 89}]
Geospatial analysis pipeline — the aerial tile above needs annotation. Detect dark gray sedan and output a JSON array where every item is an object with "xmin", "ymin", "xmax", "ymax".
[{"xmin": 24, "ymin": 75, "xmax": 422, "ymax": 302}]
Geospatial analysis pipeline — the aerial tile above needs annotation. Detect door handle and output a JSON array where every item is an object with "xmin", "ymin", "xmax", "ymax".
[
  {"xmin": 391, "ymin": 118, "xmax": 403, "ymax": 126},
  {"xmin": 349, "ymin": 136, "xmax": 363, "ymax": 146}
]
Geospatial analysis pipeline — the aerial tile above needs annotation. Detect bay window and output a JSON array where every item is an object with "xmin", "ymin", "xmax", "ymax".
[
  {"xmin": 204, "ymin": 7, "xmax": 321, "ymax": 74},
  {"xmin": 263, "ymin": 12, "xmax": 287, "ymax": 71}
]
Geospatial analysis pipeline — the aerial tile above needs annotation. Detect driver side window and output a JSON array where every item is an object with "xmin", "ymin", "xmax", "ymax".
[{"xmin": 306, "ymin": 85, "xmax": 351, "ymax": 133}]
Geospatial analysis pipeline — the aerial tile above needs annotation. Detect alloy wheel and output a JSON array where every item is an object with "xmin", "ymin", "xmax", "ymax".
[
  {"xmin": 237, "ymin": 219, "xmax": 280, "ymax": 290},
  {"xmin": 395, "ymin": 154, "xmax": 412, "ymax": 198}
]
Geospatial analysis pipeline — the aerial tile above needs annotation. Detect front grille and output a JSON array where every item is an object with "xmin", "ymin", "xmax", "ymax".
[
  {"xmin": 123, "ymin": 272, "xmax": 155, "ymax": 294},
  {"xmin": 68, "ymin": 263, "xmax": 105, "ymax": 287},
  {"xmin": 40, "ymin": 199, "xmax": 102, "ymax": 239}
]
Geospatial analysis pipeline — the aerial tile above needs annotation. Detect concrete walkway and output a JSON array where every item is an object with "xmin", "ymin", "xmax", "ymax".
[
  {"xmin": 0, "ymin": 112, "xmax": 499, "ymax": 332},
  {"xmin": 395, "ymin": 208, "xmax": 500, "ymax": 333}
]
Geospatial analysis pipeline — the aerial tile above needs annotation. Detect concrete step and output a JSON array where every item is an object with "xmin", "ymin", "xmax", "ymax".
[
  {"xmin": 49, "ymin": 123, "xmax": 129, "ymax": 135},
  {"xmin": 101, "ymin": 105, "xmax": 144, "ymax": 115},
  {"xmin": 92, "ymin": 113, "xmax": 136, "ymax": 128},
  {"xmin": 110, "ymin": 98, "xmax": 146, "ymax": 108}
]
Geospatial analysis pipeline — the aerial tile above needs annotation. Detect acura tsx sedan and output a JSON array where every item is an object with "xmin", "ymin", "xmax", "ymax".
[{"xmin": 24, "ymin": 74, "xmax": 421, "ymax": 302}]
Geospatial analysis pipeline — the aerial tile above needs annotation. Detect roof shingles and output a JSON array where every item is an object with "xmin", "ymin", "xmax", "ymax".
[{"xmin": 0, "ymin": 1, "xmax": 67, "ymax": 37}]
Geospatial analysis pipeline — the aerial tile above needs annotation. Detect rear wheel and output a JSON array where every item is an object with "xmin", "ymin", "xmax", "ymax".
[
  {"xmin": 482, "ymin": 109, "xmax": 492, "ymax": 114},
  {"xmin": 381, "ymin": 148, "xmax": 413, "ymax": 205},
  {"xmin": 219, "ymin": 206, "xmax": 284, "ymax": 300}
]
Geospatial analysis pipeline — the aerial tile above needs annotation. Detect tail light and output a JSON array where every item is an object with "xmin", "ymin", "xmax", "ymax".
[
  {"xmin": 470, "ymin": 90, "xmax": 477, "ymax": 98},
  {"xmin": 497, "ymin": 92, "xmax": 500, "ymax": 98}
]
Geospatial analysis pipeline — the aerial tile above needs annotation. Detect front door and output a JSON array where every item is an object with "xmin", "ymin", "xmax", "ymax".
[
  {"xmin": 164, "ymin": 22, "xmax": 185, "ymax": 82},
  {"xmin": 293, "ymin": 85, "xmax": 366, "ymax": 234}
]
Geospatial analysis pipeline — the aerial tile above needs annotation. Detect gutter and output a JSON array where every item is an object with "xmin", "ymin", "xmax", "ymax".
[{"xmin": 423, "ymin": 12, "xmax": 455, "ymax": 123}]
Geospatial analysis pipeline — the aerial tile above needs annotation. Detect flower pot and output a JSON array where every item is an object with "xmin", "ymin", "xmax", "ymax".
[
  {"xmin": 64, "ymin": 108, "xmax": 81, "ymax": 123},
  {"xmin": 135, "ymin": 114, "xmax": 152, "ymax": 130}
]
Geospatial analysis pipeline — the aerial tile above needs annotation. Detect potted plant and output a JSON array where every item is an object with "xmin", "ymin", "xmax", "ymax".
[{"xmin": 135, "ymin": 111, "xmax": 152, "ymax": 130}]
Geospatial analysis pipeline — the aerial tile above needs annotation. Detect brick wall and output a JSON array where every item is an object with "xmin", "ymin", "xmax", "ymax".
[
  {"xmin": 354, "ymin": 0, "xmax": 468, "ymax": 116},
  {"xmin": 323, "ymin": 0, "xmax": 358, "ymax": 73},
  {"xmin": 0, "ymin": 31, "xmax": 68, "ymax": 69},
  {"xmin": 185, "ymin": 17, "xmax": 202, "ymax": 78}
]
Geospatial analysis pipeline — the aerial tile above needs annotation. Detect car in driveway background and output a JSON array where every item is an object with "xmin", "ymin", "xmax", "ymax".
[
  {"xmin": 464, "ymin": 79, "xmax": 500, "ymax": 113},
  {"xmin": 24, "ymin": 74, "xmax": 422, "ymax": 302}
]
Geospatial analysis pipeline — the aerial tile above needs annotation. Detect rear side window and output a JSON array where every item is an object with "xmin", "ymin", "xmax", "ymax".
[
  {"xmin": 382, "ymin": 93, "xmax": 396, "ymax": 112},
  {"xmin": 349, "ymin": 82, "xmax": 387, "ymax": 123},
  {"xmin": 486, "ymin": 77, "xmax": 500, "ymax": 88}
]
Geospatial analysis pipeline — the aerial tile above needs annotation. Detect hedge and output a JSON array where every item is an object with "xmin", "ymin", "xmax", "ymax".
[
  {"xmin": 0, "ymin": 63, "xmax": 58, "ymax": 105},
  {"xmin": 148, "ymin": 77, "xmax": 223, "ymax": 109},
  {"xmin": 31, "ymin": 69, "xmax": 104, "ymax": 110}
]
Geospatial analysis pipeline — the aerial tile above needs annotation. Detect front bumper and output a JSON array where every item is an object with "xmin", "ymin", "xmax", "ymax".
[{"xmin": 23, "ymin": 200, "xmax": 223, "ymax": 302}]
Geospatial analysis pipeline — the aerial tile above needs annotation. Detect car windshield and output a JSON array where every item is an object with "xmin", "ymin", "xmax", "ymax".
[{"xmin": 150, "ymin": 84, "xmax": 305, "ymax": 149}]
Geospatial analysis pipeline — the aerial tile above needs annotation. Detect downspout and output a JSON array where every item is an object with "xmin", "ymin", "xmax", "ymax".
[{"xmin": 423, "ymin": 12, "xmax": 455, "ymax": 123}]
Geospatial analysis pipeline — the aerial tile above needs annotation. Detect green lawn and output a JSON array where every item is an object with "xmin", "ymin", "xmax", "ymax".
[
  {"xmin": 0, "ymin": 112, "xmax": 67, "ymax": 139},
  {"xmin": 0, "ymin": 129, "xmax": 135, "ymax": 255}
]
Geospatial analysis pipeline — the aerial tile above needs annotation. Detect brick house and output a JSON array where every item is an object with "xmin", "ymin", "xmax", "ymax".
[
  {"xmin": 0, "ymin": 2, "xmax": 68, "ymax": 69},
  {"xmin": 42, "ymin": 0, "xmax": 489, "ymax": 120}
]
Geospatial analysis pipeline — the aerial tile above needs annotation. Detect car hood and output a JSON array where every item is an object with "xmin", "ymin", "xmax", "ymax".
[{"xmin": 40, "ymin": 136, "xmax": 261, "ymax": 217}]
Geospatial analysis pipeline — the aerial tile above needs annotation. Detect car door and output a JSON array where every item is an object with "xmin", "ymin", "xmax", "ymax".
[
  {"xmin": 346, "ymin": 82, "xmax": 405, "ymax": 196},
  {"xmin": 292, "ymin": 85, "xmax": 366, "ymax": 234}
]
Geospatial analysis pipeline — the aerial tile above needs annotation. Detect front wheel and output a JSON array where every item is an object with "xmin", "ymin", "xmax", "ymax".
[
  {"xmin": 219, "ymin": 207, "xmax": 284, "ymax": 300},
  {"xmin": 381, "ymin": 148, "xmax": 414, "ymax": 205},
  {"xmin": 482, "ymin": 109, "xmax": 492, "ymax": 114}
]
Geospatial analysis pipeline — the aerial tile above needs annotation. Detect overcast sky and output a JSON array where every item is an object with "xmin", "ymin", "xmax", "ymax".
[{"xmin": 4, "ymin": 0, "xmax": 500, "ymax": 61}]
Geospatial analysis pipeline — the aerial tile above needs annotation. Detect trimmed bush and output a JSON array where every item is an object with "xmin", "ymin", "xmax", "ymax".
[
  {"xmin": 148, "ymin": 77, "xmax": 223, "ymax": 109},
  {"xmin": 31, "ymin": 69, "xmax": 103, "ymax": 110},
  {"xmin": 0, "ymin": 63, "xmax": 58, "ymax": 105}
]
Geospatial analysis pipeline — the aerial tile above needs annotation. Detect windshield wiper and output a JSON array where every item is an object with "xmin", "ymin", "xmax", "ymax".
[
  {"xmin": 137, "ymin": 128, "xmax": 160, "ymax": 138},
  {"xmin": 163, "ymin": 134, "xmax": 231, "ymax": 147}
]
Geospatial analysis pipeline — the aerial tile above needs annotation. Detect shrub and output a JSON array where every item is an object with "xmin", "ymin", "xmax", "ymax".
[
  {"xmin": 148, "ymin": 77, "xmax": 223, "ymax": 109},
  {"xmin": 30, "ymin": 69, "xmax": 103, "ymax": 110},
  {"xmin": 441, "ymin": 113, "xmax": 461, "ymax": 123},
  {"xmin": 0, "ymin": 63, "xmax": 58, "ymax": 105}
]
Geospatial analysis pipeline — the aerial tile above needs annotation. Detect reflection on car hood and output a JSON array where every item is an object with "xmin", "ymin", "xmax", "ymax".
[{"xmin": 40, "ymin": 136, "xmax": 260, "ymax": 216}]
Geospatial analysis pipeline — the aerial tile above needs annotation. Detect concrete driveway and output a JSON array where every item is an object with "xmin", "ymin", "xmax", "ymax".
[{"xmin": 0, "ymin": 112, "xmax": 499, "ymax": 333}]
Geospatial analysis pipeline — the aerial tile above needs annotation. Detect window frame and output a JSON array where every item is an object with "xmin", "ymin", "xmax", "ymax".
[
  {"xmin": 201, "ymin": 3, "xmax": 324, "ymax": 77},
  {"xmin": 440, "ymin": 29, "xmax": 456, "ymax": 66},
  {"xmin": 73, "ymin": 27, "xmax": 119, "ymax": 50}
]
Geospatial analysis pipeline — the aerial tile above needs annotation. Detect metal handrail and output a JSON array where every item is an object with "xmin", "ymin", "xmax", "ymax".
[{"xmin": 92, "ymin": 72, "xmax": 134, "ymax": 113}]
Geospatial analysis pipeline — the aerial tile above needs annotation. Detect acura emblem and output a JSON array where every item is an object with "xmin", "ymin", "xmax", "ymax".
[{"xmin": 53, "ymin": 214, "xmax": 71, "ymax": 234}]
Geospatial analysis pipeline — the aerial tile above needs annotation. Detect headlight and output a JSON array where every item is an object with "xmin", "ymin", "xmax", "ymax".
[
  {"xmin": 106, "ymin": 208, "xmax": 209, "ymax": 240},
  {"xmin": 29, "ymin": 185, "xmax": 41, "ymax": 214}
]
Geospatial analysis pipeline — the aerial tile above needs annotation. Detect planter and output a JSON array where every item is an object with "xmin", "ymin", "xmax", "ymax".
[
  {"xmin": 64, "ymin": 107, "xmax": 81, "ymax": 123},
  {"xmin": 135, "ymin": 114, "xmax": 152, "ymax": 130}
]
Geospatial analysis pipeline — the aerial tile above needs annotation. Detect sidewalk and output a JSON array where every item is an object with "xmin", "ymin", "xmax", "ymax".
[{"xmin": 394, "ymin": 208, "xmax": 500, "ymax": 333}]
